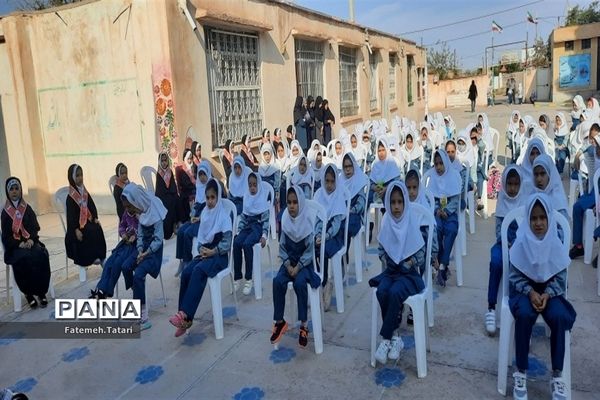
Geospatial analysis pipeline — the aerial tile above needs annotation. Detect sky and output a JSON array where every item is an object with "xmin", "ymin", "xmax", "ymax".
[
  {"xmin": 0, "ymin": 0, "xmax": 592, "ymax": 69},
  {"xmin": 293, "ymin": 0, "xmax": 592, "ymax": 69}
]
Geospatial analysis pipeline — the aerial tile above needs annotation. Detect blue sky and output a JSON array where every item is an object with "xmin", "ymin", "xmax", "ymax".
[
  {"xmin": 294, "ymin": 0, "xmax": 591, "ymax": 68},
  {"xmin": 0, "ymin": 0, "xmax": 591, "ymax": 68}
]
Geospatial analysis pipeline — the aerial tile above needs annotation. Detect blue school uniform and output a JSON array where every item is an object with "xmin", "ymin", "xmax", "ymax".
[
  {"xmin": 509, "ymin": 266, "xmax": 576, "ymax": 372},
  {"xmin": 233, "ymin": 211, "xmax": 269, "ymax": 281},
  {"xmin": 175, "ymin": 202, "xmax": 205, "ymax": 263},
  {"xmin": 262, "ymin": 171, "xmax": 281, "ymax": 197},
  {"xmin": 347, "ymin": 192, "xmax": 366, "ymax": 238},
  {"xmin": 554, "ymin": 136, "xmax": 569, "ymax": 174},
  {"xmin": 315, "ymin": 214, "xmax": 345, "ymax": 286},
  {"xmin": 229, "ymin": 194, "xmax": 243, "ymax": 216},
  {"xmin": 435, "ymin": 195, "xmax": 460, "ymax": 266},
  {"xmin": 179, "ymin": 231, "xmax": 232, "ymax": 320},
  {"xmin": 370, "ymin": 244, "xmax": 425, "ymax": 340},
  {"xmin": 272, "ymin": 233, "xmax": 321, "ymax": 322},
  {"xmin": 487, "ymin": 217, "xmax": 518, "ymax": 308},
  {"xmin": 128, "ymin": 221, "xmax": 164, "ymax": 305}
]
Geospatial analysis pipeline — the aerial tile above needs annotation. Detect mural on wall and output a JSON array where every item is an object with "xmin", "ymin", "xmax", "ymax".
[
  {"xmin": 152, "ymin": 66, "xmax": 179, "ymax": 163},
  {"xmin": 559, "ymin": 54, "xmax": 591, "ymax": 88}
]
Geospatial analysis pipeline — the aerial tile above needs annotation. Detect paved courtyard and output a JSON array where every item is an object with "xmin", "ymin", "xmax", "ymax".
[{"xmin": 1, "ymin": 101, "xmax": 599, "ymax": 400}]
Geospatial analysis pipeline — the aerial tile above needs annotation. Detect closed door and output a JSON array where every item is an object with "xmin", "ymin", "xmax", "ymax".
[{"xmin": 536, "ymin": 68, "xmax": 551, "ymax": 101}]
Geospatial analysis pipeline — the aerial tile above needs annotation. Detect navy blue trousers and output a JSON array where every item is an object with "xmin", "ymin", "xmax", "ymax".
[
  {"xmin": 233, "ymin": 225, "xmax": 261, "ymax": 281},
  {"xmin": 178, "ymin": 254, "xmax": 228, "ymax": 320},
  {"xmin": 273, "ymin": 265, "xmax": 313, "ymax": 322},
  {"xmin": 96, "ymin": 242, "xmax": 137, "ymax": 297},
  {"xmin": 436, "ymin": 212, "xmax": 458, "ymax": 266},
  {"xmin": 487, "ymin": 242, "xmax": 502, "ymax": 308},
  {"xmin": 572, "ymin": 191, "xmax": 594, "ymax": 245},
  {"xmin": 176, "ymin": 221, "xmax": 200, "ymax": 262}
]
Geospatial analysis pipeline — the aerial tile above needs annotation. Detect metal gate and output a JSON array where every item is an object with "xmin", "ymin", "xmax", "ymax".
[
  {"xmin": 205, "ymin": 28, "xmax": 263, "ymax": 148},
  {"xmin": 295, "ymin": 39, "xmax": 324, "ymax": 98},
  {"xmin": 535, "ymin": 67, "xmax": 551, "ymax": 102}
]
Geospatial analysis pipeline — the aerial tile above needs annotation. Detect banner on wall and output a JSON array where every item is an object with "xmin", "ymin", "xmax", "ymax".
[
  {"xmin": 559, "ymin": 54, "xmax": 591, "ymax": 88},
  {"xmin": 152, "ymin": 66, "xmax": 179, "ymax": 163}
]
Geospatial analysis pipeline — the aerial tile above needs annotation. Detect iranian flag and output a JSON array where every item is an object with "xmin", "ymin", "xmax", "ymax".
[
  {"xmin": 492, "ymin": 21, "xmax": 503, "ymax": 33},
  {"xmin": 527, "ymin": 11, "xmax": 538, "ymax": 24}
]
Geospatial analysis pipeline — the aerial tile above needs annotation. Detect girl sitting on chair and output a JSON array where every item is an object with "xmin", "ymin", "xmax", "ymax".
[
  {"xmin": 112, "ymin": 163, "xmax": 129, "ymax": 221},
  {"xmin": 2, "ymin": 177, "xmax": 51, "ymax": 309},
  {"xmin": 228, "ymin": 156, "xmax": 251, "ymax": 216},
  {"xmin": 370, "ymin": 181, "xmax": 426, "ymax": 365},
  {"xmin": 155, "ymin": 151, "xmax": 180, "ymax": 240},
  {"xmin": 170, "ymin": 178, "xmax": 233, "ymax": 337},
  {"xmin": 289, "ymin": 155, "xmax": 314, "ymax": 200},
  {"xmin": 120, "ymin": 184, "xmax": 167, "ymax": 330},
  {"xmin": 270, "ymin": 186, "xmax": 321, "ymax": 348},
  {"xmin": 64, "ymin": 164, "xmax": 107, "ymax": 269},
  {"xmin": 233, "ymin": 172, "xmax": 270, "ymax": 296},
  {"xmin": 508, "ymin": 194, "xmax": 575, "ymax": 400}
]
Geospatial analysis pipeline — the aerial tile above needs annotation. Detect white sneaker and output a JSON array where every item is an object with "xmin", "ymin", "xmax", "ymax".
[
  {"xmin": 242, "ymin": 280, "xmax": 253, "ymax": 296},
  {"xmin": 233, "ymin": 280, "xmax": 241, "ymax": 292},
  {"xmin": 375, "ymin": 340, "xmax": 392, "ymax": 365},
  {"xmin": 512, "ymin": 371, "xmax": 528, "ymax": 400},
  {"xmin": 387, "ymin": 336, "xmax": 404, "ymax": 360},
  {"xmin": 551, "ymin": 376, "xmax": 567, "ymax": 400},
  {"xmin": 485, "ymin": 310, "xmax": 497, "ymax": 336}
]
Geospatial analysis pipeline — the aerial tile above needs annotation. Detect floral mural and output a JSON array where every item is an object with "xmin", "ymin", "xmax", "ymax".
[{"xmin": 152, "ymin": 67, "xmax": 178, "ymax": 163}]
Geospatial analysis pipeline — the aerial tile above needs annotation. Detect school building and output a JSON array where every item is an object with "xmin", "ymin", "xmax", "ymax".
[
  {"xmin": 0, "ymin": 0, "xmax": 426, "ymax": 213},
  {"xmin": 550, "ymin": 21, "xmax": 600, "ymax": 104}
]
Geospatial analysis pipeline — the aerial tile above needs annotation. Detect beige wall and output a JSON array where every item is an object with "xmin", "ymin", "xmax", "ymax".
[
  {"xmin": 551, "ymin": 23, "xmax": 599, "ymax": 105},
  {"xmin": 0, "ymin": 0, "xmax": 425, "ymax": 213},
  {"xmin": 427, "ymin": 74, "xmax": 489, "ymax": 110}
]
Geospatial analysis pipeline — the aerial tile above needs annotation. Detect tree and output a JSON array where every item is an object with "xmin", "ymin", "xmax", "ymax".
[
  {"xmin": 427, "ymin": 42, "xmax": 458, "ymax": 80},
  {"xmin": 530, "ymin": 38, "xmax": 550, "ymax": 68},
  {"xmin": 16, "ymin": 0, "xmax": 81, "ymax": 11},
  {"xmin": 566, "ymin": 1, "xmax": 600, "ymax": 26}
]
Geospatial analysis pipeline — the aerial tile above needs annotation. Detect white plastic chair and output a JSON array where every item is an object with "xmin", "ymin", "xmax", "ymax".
[
  {"xmin": 365, "ymin": 195, "xmax": 385, "ymax": 249},
  {"xmin": 348, "ymin": 184, "xmax": 369, "ymax": 284},
  {"xmin": 279, "ymin": 199, "xmax": 326, "ymax": 355},
  {"xmin": 251, "ymin": 183, "xmax": 274, "ymax": 300},
  {"xmin": 458, "ymin": 164, "xmax": 469, "ymax": 257},
  {"xmin": 370, "ymin": 203, "xmax": 434, "ymax": 377},
  {"xmin": 108, "ymin": 176, "xmax": 117, "ymax": 196},
  {"xmin": 140, "ymin": 166, "xmax": 157, "ymax": 193},
  {"xmin": 54, "ymin": 186, "xmax": 93, "ymax": 282},
  {"xmin": 582, "ymin": 168, "xmax": 600, "ymax": 265},
  {"xmin": 496, "ymin": 207, "xmax": 572, "ymax": 397},
  {"xmin": 329, "ymin": 189, "xmax": 351, "ymax": 313},
  {"xmin": 114, "ymin": 267, "xmax": 167, "ymax": 309}
]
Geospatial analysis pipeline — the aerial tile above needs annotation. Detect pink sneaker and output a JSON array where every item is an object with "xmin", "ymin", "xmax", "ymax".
[
  {"xmin": 174, "ymin": 327, "xmax": 188, "ymax": 337},
  {"xmin": 169, "ymin": 311, "xmax": 187, "ymax": 328}
]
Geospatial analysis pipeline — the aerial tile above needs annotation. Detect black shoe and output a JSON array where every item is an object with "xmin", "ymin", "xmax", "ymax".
[
  {"xmin": 38, "ymin": 295, "xmax": 48, "ymax": 308},
  {"xmin": 270, "ymin": 320, "xmax": 288, "ymax": 344},
  {"xmin": 369, "ymin": 222, "xmax": 374, "ymax": 243},
  {"xmin": 299, "ymin": 326, "xmax": 309, "ymax": 347},
  {"xmin": 593, "ymin": 255, "xmax": 598, "ymax": 268},
  {"xmin": 569, "ymin": 246, "xmax": 584, "ymax": 259},
  {"xmin": 25, "ymin": 295, "xmax": 38, "ymax": 309},
  {"xmin": 477, "ymin": 203, "xmax": 484, "ymax": 211},
  {"xmin": 88, "ymin": 289, "xmax": 98, "ymax": 299}
]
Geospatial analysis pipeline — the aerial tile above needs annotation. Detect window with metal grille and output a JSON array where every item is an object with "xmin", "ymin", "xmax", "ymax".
[
  {"xmin": 369, "ymin": 52, "xmax": 378, "ymax": 111},
  {"xmin": 205, "ymin": 28, "xmax": 263, "ymax": 148},
  {"xmin": 581, "ymin": 38, "xmax": 591, "ymax": 49},
  {"xmin": 389, "ymin": 53, "xmax": 396, "ymax": 104},
  {"xmin": 295, "ymin": 39, "xmax": 324, "ymax": 98},
  {"xmin": 406, "ymin": 55, "xmax": 414, "ymax": 105},
  {"xmin": 417, "ymin": 67, "xmax": 423, "ymax": 100},
  {"xmin": 565, "ymin": 41, "xmax": 574, "ymax": 51},
  {"xmin": 339, "ymin": 46, "xmax": 358, "ymax": 117}
]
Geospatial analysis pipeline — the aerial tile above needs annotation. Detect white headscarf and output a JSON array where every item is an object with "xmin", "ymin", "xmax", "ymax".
[
  {"xmin": 339, "ymin": 152, "xmax": 369, "ymax": 198},
  {"xmin": 495, "ymin": 165, "xmax": 529, "ymax": 218},
  {"xmin": 195, "ymin": 160, "xmax": 212, "ymax": 204},
  {"xmin": 229, "ymin": 156, "xmax": 251, "ymax": 197},
  {"xmin": 290, "ymin": 156, "xmax": 314, "ymax": 187},
  {"xmin": 275, "ymin": 140, "xmax": 291, "ymax": 173},
  {"xmin": 307, "ymin": 139, "xmax": 323, "ymax": 162},
  {"xmin": 122, "ymin": 183, "xmax": 167, "ymax": 226},
  {"xmin": 313, "ymin": 164, "xmax": 347, "ymax": 219},
  {"xmin": 587, "ymin": 97, "xmax": 600, "ymax": 119},
  {"xmin": 329, "ymin": 138, "xmax": 344, "ymax": 169},
  {"xmin": 508, "ymin": 110, "xmax": 521, "ymax": 134},
  {"xmin": 377, "ymin": 181, "xmax": 425, "ymax": 265},
  {"xmin": 554, "ymin": 112, "xmax": 569, "ymax": 138},
  {"xmin": 370, "ymin": 137, "xmax": 401, "ymax": 184},
  {"xmin": 532, "ymin": 154, "xmax": 568, "ymax": 211},
  {"xmin": 348, "ymin": 132, "xmax": 367, "ymax": 164},
  {"xmin": 243, "ymin": 172, "xmax": 270, "ymax": 216},
  {"xmin": 518, "ymin": 136, "xmax": 547, "ymax": 170},
  {"xmin": 288, "ymin": 140, "xmax": 304, "ymax": 168},
  {"xmin": 401, "ymin": 132, "xmax": 424, "ymax": 161},
  {"xmin": 456, "ymin": 132, "xmax": 475, "ymax": 168},
  {"xmin": 258, "ymin": 143, "xmax": 279, "ymax": 177},
  {"xmin": 509, "ymin": 194, "xmax": 570, "ymax": 283},
  {"xmin": 197, "ymin": 179, "xmax": 232, "ymax": 245},
  {"xmin": 405, "ymin": 169, "xmax": 430, "ymax": 210},
  {"xmin": 572, "ymin": 95, "xmax": 586, "ymax": 120},
  {"xmin": 281, "ymin": 185, "xmax": 313, "ymax": 242},
  {"xmin": 424, "ymin": 149, "xmax": 462, "ymax": 198}
]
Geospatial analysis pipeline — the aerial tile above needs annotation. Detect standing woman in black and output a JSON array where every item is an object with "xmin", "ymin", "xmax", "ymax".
[
  {"xmin": 314, "ymin": 96, "xmax": 324, "ymax": 143},
  {"xmin": 293, "ymin": 96, "xmax": 309, "ymax": 152},
  {"xmin": 175, "ymin": 149, "xmax": 196, "ymax": 223},
  {"xmin": 221, "ymin": 139, "xmax": 235, "ymax": 187},
  {"xmin": 2, "ymin": 177, "xmax": 51, "ymax": 308},
  {"xmin": 112, "ymin": 162, "xmax": 130, "ymax": 221},
  {"xmin": 155, "ymin": 151, "xmax": 180, "ymax": 239},
  {"xmin": 64, "ymin": 164, "xmax": 107, "ymax": 268},
  {"xmin": 322, "ymin": 99, "xmax": 336, "ymax": 145},
  {"xmin": 306, "ymin": 95, "xmax": 316, "ymax": 147}
]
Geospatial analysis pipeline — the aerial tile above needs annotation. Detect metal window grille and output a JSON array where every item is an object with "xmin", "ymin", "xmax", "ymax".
[
  {"xmin": 389, "ymin": 54, "xmax": 396, "ymax": 104},
  {"xmin": 339, "ymin": 46, "xmax": 358, "ymax": 117},
  {"xmin": 369, "ymin": 52, "xmax": 378, "ymax": 110},
  {"xmin": 295, "ymin": 39, "xmax": 324, "ymax": 98},
  {"xmin": 407, "ymin": 55, "xmax": 414, "ymax": 105},
  {"xmin": 206, "ymin": 28, "xmax": 263, "ymax": 148}
]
